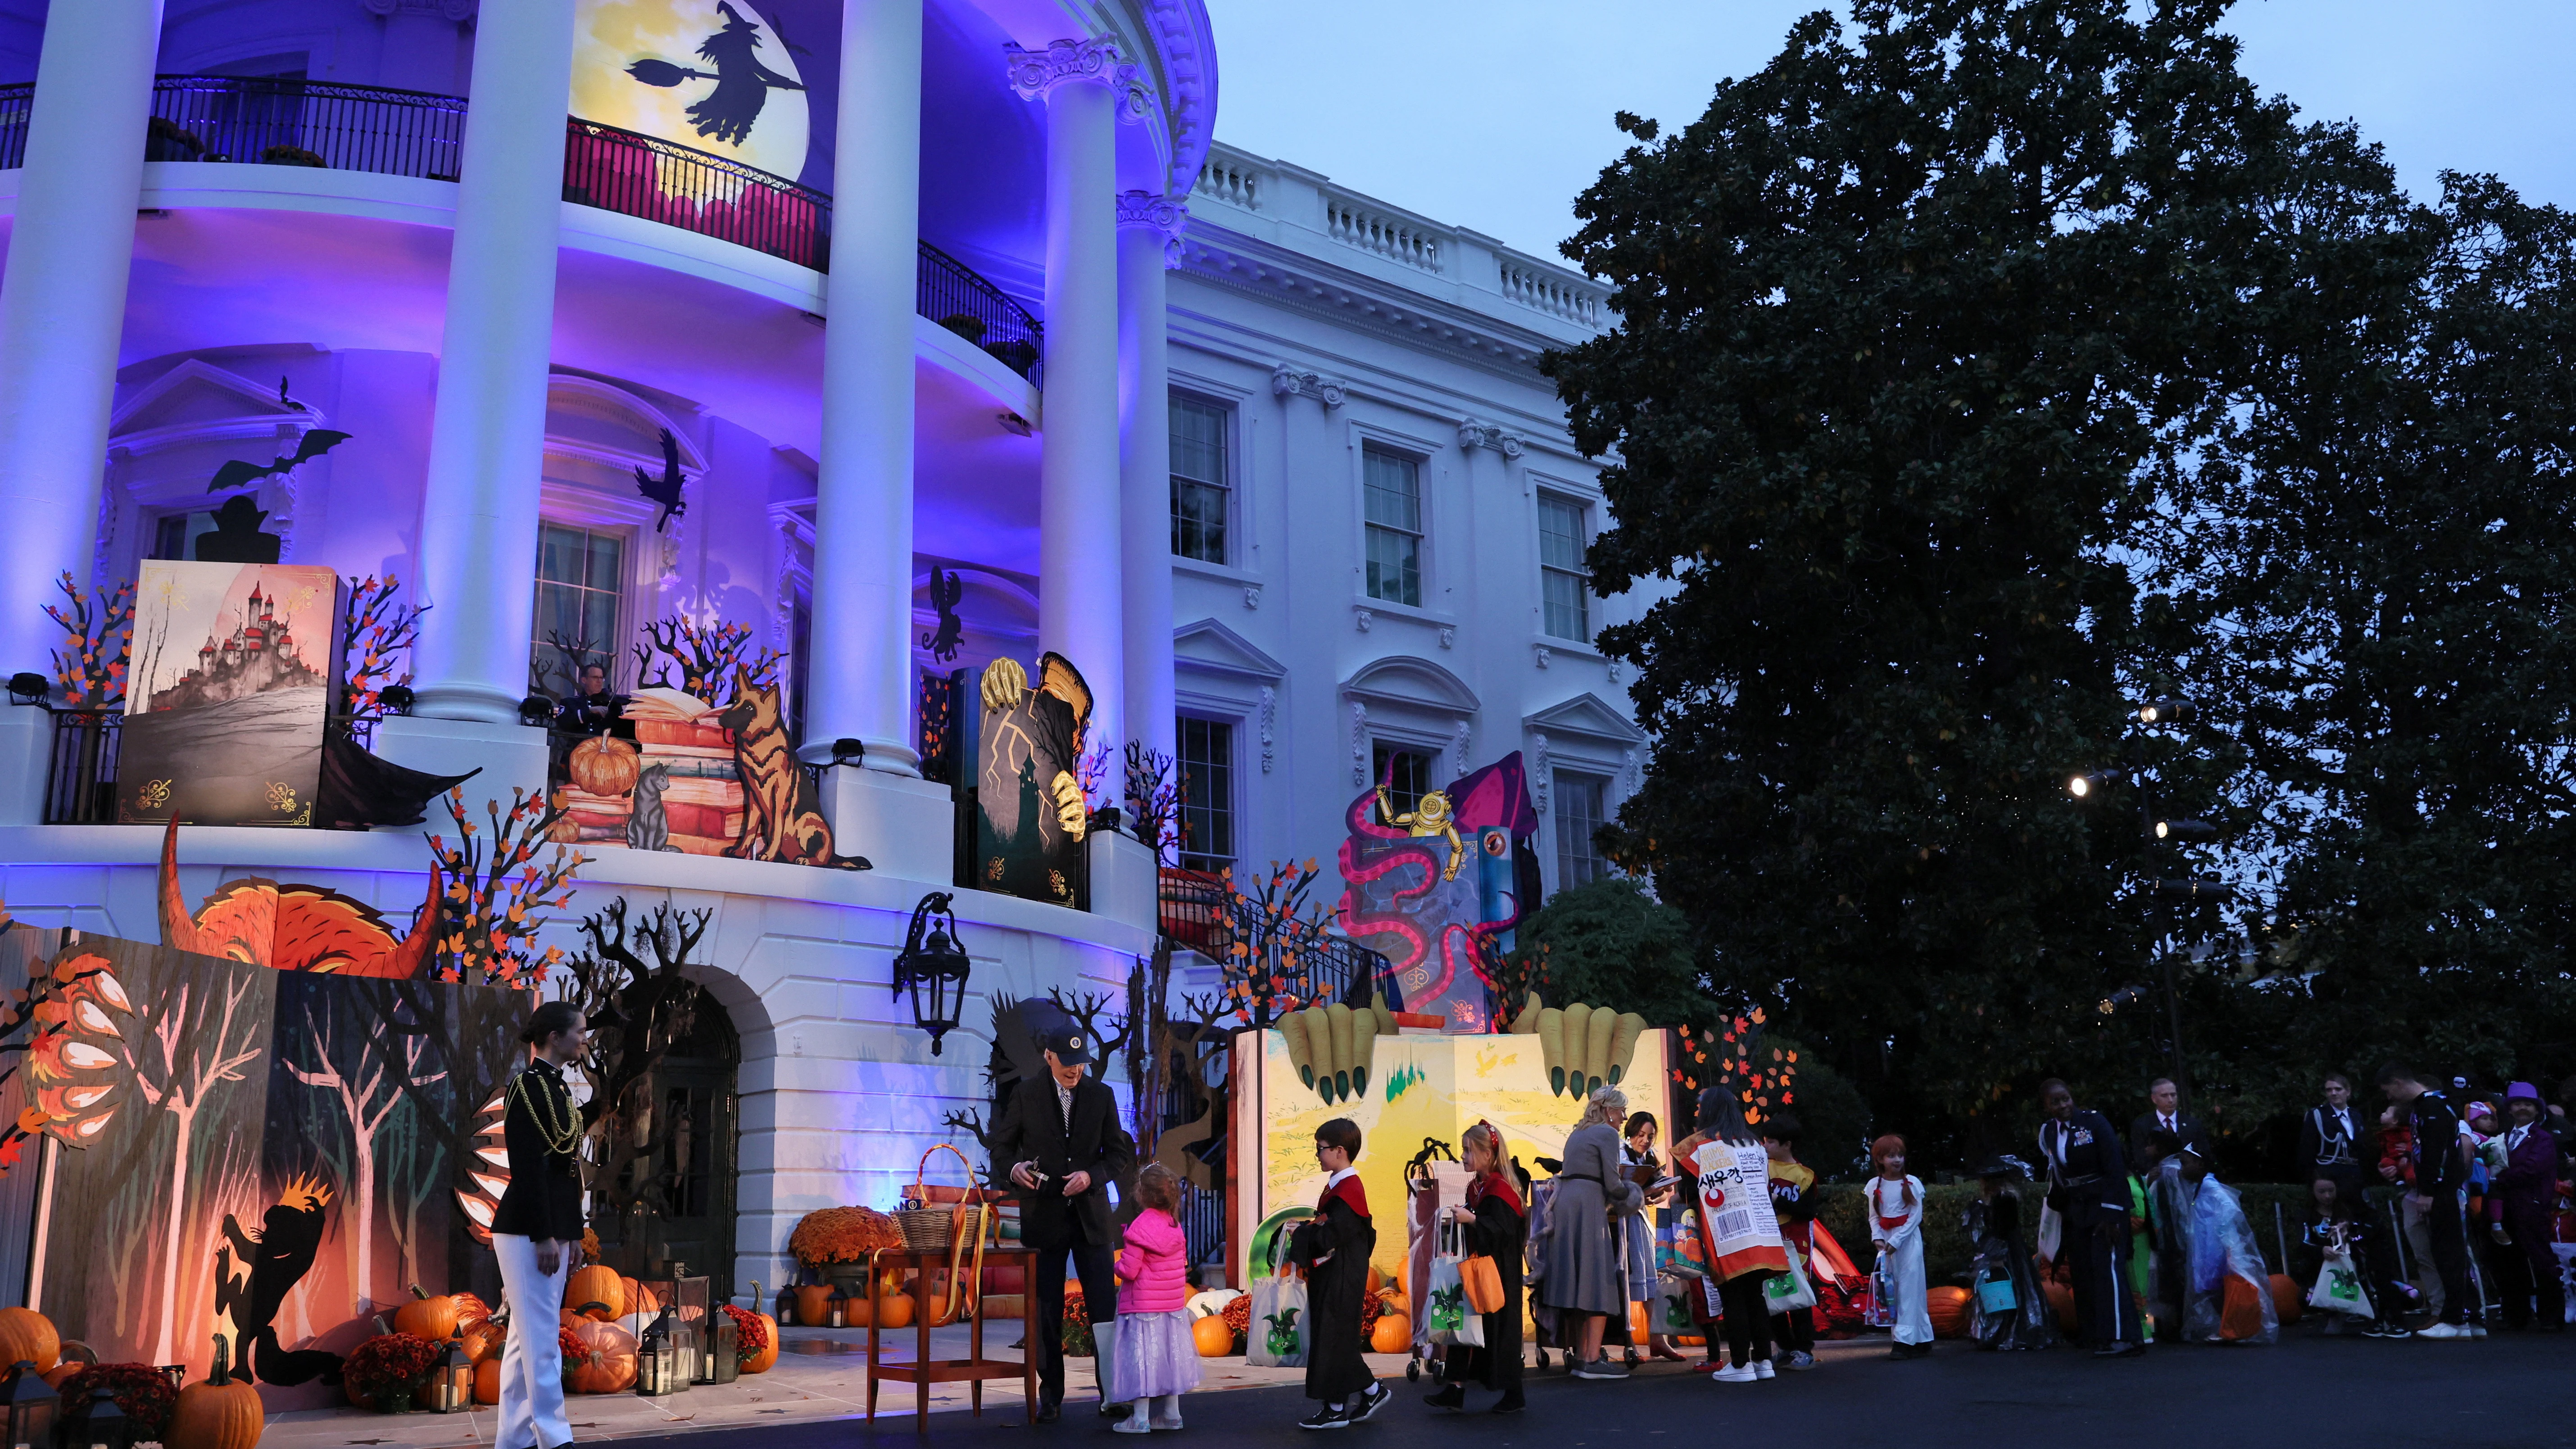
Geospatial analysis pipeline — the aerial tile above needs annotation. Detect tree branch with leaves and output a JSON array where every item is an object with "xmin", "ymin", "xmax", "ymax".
[
  {"xmin": 426, "ymin": 788, "xmax": 585, "ymax": 987},
  {"xmin": 45, "ymin": 572, "xmax": 132, "ymax": 709}
]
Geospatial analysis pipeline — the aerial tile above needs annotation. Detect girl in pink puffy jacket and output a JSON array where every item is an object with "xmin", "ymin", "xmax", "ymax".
[{"xmin": 1111, "ymin": 1164, "xmax": 1202, "ymax": 1432}]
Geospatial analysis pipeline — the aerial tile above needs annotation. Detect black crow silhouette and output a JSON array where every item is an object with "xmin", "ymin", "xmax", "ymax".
[
  {"xmin": 920, "ymin": 566, "xmax": 965, "ymax": 663},
  {"xmin": 624, "ymin": 2, "xmax": 806, "ymax": 149},
  {"xmin": 208, "ymin": 428, "xmax": 351, "ymax": 493},
  {"xmin": 635, "ymin": 427, "xmax": 688, "ymax": 533}
]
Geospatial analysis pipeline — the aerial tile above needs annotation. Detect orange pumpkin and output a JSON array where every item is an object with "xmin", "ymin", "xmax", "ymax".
[
  {"xmin": 567, "ymin": 736, "xmax": 642, "ymax": 796},
  {"xmin": 167, "ymin": 1334, "xmax": 263, "ymax": 1449},
  {"xmin": 393, "ymin": 1284, "xmax": 461, "ymax": 1343},
  {"xmin": 472, "ymin": 1358, "xmax": 502, "ymax": 1405},
  {"xmin": 2268, "ymin": 1272, "xmax": 2304, "ymax": 1326},
  {"xmin": 39, "ymin": 1364, "xmax": 79, "ymax": 1391},
  {"xmin": 1368, "ymin": 1313, "xmax": 1410, "ymax": 1354},
  {"xmin": 563, "ymin": 1298, "xmax": 619, "ymax": 1329},
  {"xmin": 1926, "ymin": 1285, "xmax": 1973, "ymax": 1338},
  {"xmin": 874, "ymin": 1291, "xmax": 916, "ymax": 1331},
  {"xmin": 1192, "ymin": 1315, "xmax": 1234, "ymax": 1357},
  {"xmin": 567, "ymin": 1266, "xmax": 626, "ymax": 1319},
  {"xmin": 459, "ymin": 1320, "xmax": 504, "ymax": 1366},
  {"xmin": 739, "ymin": 1284, "xmax": 780, "ymax": 1374},
  {"xmin": 0, "ymin": 1308, "xmax": 59, "ymax": 1372},
  {"xmin": 450, "ymin": 1292, "xmax": 493, "ymax": 1328},
  {"xmin": 623, "ymin": 1277, "xmax": 663, "ymax": 1316},
  {"xmin": 2043, "ymin": 1277, "xmax": 2078, "ymax": 1333},
  {"xmin": 565, "ymin": 1318, "xmax": 637, "ymax": 1393},
  {"xmin": 794, "ymin": 1284, "xmax": 833, "ymax": 1325}
]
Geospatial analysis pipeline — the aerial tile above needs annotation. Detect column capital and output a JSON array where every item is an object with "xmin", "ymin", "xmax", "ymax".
[
  {"xmin": 1117, "ymin": 190, "xmax": 1191, "ymax": 266},
  {"xmin": 1005, "ymin": 37, "xmax": 1154, "ymax": 119},
  {"xmin": 1272, "ymin": 363, "xmax": 1346, "ymax": 408},
  {"xmin": 1457, "ymin": 417, "xmax": 1525, "ymax": 457}
]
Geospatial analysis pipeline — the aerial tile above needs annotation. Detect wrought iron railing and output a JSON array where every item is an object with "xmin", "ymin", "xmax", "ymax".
[
  {"xmin": 42, "ymin": 711, "xmax": 120, "ymax": 825},
  {"xmin": 148, "ymin": 74, "xmax": 467, "ymax": 177},
  {"xmin": 918, "ymin": 240, "xmax": 1044, "ymax": 385},
  {"xmin": 0, "ymin": 82, "xmax": 29, "ymax": 171},
  {"xmin": 1, "ymin": 76, "xmax": 1046, "ymax": 385},
  {"xmin": 562, "ymin": 115, "xmax": 830, "ymax": 271},
  {"xmin": 1158, "ymin": 867, "xmax": 1390, "ymax": 1023}
]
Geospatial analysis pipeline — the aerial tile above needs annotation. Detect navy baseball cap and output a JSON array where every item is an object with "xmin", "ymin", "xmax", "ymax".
[{"xmin": 1041, "ymin": 1027, "xmax": 1093, "ymax": 1065}]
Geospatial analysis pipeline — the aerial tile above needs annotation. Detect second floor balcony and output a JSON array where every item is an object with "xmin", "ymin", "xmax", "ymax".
[{"xmin": 0, "ymin": 75, "xmax": 1043, "ymax": 384}]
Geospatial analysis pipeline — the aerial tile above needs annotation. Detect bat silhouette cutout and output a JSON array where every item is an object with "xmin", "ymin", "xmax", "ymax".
[
  {"xmin": 207, "ymin": 429, "xmax": 351, "ymax": 493},
  {"xmin": 635, "ymin": 427, "xmax": 689, "ymax": 533}
]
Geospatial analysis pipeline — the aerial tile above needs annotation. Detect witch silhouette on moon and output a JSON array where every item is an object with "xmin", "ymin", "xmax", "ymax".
[{"xmin": 626, "ymin": 2, "xmax": 807, "ymax": 147}]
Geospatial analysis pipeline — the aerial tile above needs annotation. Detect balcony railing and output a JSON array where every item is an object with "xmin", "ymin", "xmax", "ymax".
[
  {"xmin": 1158, "ymin": 867, "xmax": 1392, "ymax": 1024},
  {"xmin": 58, "ymin": 76, "xmax": 1051, "ymax": 383},
  {"xmin": 43, "ymin": 711, "xmax": 121, "ymax": 825},
  {"xmin": 562, "ymin": 115, "xmax": 829, "ymax": 271},
  {"xmin": 148, "ymin": 74, "xmax": 466, "ymax": 177},
  {"xmin": 0, "ymin": 82, "xmax": 30, "ymax": 171}
]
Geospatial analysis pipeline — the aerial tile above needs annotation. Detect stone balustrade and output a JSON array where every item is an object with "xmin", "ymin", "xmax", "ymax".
[{"xmin": 1188, "ymin": 139, "xmax": 1611, "ymax": 342}]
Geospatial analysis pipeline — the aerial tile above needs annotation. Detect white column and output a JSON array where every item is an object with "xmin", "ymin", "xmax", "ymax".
[
  {"xmin": 1116, "ymin": 192, "xmax": 1184, "ymax": 768},
  {"xmin": 0, "ymin": 1, "xmax": 164, "ymax": 681},
  {"xmin": 804, "ymin": 0, "xmax": 924, "ymax": 773},
  {"xmin": 1010, "ymin": 38, "xmax": 1138, "ymax": 758},
  {"xmin": 408, "ymin": 0, "xmax": 576, "ymax": 723}
]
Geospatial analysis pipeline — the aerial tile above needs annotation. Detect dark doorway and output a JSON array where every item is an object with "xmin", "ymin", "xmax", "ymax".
[{"xmin": 625, "ymin": 994, "xmax": 740, "ymax": 1302}]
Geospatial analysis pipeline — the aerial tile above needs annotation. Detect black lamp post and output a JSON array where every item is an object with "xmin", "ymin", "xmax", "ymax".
[
  {"xmin": 1, "ymin": 1359, "xmax": 56, "ymax": 1448},
  {"xmin": 893, "ymin": 892, "xmax": 971, "ymax": 1055}
]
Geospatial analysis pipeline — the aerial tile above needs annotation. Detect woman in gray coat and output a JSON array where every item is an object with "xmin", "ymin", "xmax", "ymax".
[{"xmin": 1542, "ymin": 1087, "xmax": 1645, "ymax": 1380}]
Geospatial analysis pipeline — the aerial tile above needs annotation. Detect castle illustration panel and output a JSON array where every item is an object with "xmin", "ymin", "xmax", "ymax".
[{"xmin": 118, "ymin": 561, "xmax": 347, "ymax": 827}]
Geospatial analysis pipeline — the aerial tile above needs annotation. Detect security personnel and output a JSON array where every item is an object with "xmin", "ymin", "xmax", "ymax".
[
  {"xmin": 990, "ymin": 1026, "xmax": 1136, "ymax": 1420},
  {"xmin": 2038, "ymin": 1078, "xmax": 2146, "ymax": 1357}
]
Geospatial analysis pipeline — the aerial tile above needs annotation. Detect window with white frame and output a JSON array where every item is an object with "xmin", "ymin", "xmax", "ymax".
[
  {"xmin": 530, "ymin": 522, "xmax": 625, "ymax": 698},
  {"xmin": 1362, "ymin": 446, "xmax": 1423, "ymax": 607},
  {"xmin": 1170, "ymin": 394, "xmax": 1229, "ymax": 564},
  {"xmin": 1177, "ymin": 715, "xmax": 1237, "ymax": 872},
  {"xmin": 1373, "ymin": 742, "xmax": 1436, "ymax": 820},
  {"xmin": 1554, "ymin": 770, "xmax": 1608, "ymax": 890},
  {"xmin": 1538, "ymin": 493, "xmax": 1592, "ymax": 643}
]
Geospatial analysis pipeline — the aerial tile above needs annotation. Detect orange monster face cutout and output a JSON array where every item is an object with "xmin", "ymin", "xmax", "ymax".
[{"xmin": 157, "ymin": 820, "xmax": 440, "ymax": 976}]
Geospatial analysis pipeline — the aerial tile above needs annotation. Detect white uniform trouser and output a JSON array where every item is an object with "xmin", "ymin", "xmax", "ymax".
[{"xmin": 494, "ymin": 1233, "xmax": 572, "ymax": 1448}]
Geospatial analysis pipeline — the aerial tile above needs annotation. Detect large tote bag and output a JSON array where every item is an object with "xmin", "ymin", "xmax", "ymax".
[
  {"xmin": 1424, "ymin": 1208, "xmax": 1485, "ymax": 1350},
  {"xmin": 1246, "ymin": 1218, "xmax": 1312, "ymax": 1368}
]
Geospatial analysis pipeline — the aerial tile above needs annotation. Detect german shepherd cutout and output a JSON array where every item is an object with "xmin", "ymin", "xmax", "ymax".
[{"xmin": 716, "ymin": 665, "xmax": 871, "ymax": 869}]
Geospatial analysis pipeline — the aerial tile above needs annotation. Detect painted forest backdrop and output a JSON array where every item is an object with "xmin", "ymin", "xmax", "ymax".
[{"xmin": 0, "ymin": 915, "xmax": 522, "ymax": 1410}]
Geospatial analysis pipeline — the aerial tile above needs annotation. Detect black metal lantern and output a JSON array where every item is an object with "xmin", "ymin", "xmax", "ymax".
[
  {"xmin": 824, "ymin": 1281, "xmax": 852, "ymax": 1330},
  {"xmin": 427, "ymin": 1337, "xmax": 474, "ymax": 1413},
  {"xmin": 700, "ymin": 1308, "xmax": 739, "ymax": 1385},
  {"xmin": 67, "ymin": 1383, "xmax": 128, "ymax": 1449},
  {"xmin": 1, "ymin": 1359, "xmax": 56, "ymax": 1449},
  {"xmin": 635, "ymin": 1305, "xmax": 682, "ymax": 1397},
  {"xmin": 892, "ymin": 891, "xmax": 970, "ymax": 1055}
]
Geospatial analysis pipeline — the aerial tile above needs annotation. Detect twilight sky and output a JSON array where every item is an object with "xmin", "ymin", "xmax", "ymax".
[{"xmin": 1206, "ymin": 0, "xmax": 2576, "ymax": 264}]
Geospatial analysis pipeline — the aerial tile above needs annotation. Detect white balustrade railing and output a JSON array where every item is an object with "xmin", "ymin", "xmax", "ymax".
[
  {"xmin": 1194, "ymin": 154, "xmax": 1262, "ymax": 211},
  {"xmin": 1322, "ymin": 199, "xmax": 1443, "ymax": 274},
  {"xmin": 1498, "ymin": 260, "xmax": 1607, "ymax": 328}
]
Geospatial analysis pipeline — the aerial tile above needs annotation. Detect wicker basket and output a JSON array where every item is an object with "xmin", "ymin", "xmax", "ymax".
[{"xmin": 902, "ymin": 1144, "xmax": 975, "ymax": 1250}]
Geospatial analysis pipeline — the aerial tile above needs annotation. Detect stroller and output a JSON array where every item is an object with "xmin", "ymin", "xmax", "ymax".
[{"xmin": 1400, "ymin": 1138, "xmax": 1469, "ymax": 1381}]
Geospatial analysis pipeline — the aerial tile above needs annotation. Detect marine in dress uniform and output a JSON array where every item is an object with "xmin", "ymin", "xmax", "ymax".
[{"xmin": 2039, "ymin": 1079, "xmax": 2145, "ymax": 1357}]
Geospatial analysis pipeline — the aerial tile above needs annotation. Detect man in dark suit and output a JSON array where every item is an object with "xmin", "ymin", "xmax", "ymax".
[
  {"xmin": 989, "ymin": 1026, "xmax": 1135, "ymax": 1422},
  {"xmin": 2127, "ymin": 1077, "xmax": 2213, "ymax": 1173},
  {"xmin": 2039, "ymin": 1078, "xmax": 2145, "ymax": 1357}
]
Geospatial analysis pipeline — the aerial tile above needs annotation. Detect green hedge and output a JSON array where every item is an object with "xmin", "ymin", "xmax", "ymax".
[{"xmin": 1810, "ymin": 1180, "xmax": 2373, "ymax": 1284}]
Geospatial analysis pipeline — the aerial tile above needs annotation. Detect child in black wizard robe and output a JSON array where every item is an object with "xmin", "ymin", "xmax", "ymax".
[
  {"xmin": 1288, "ymin": 1116, "xmax": 1391, "ymax": 1430},
  {"xmin": 1425, "ymin": 1120, "xmax": 1527, "ymax": 1414}
]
